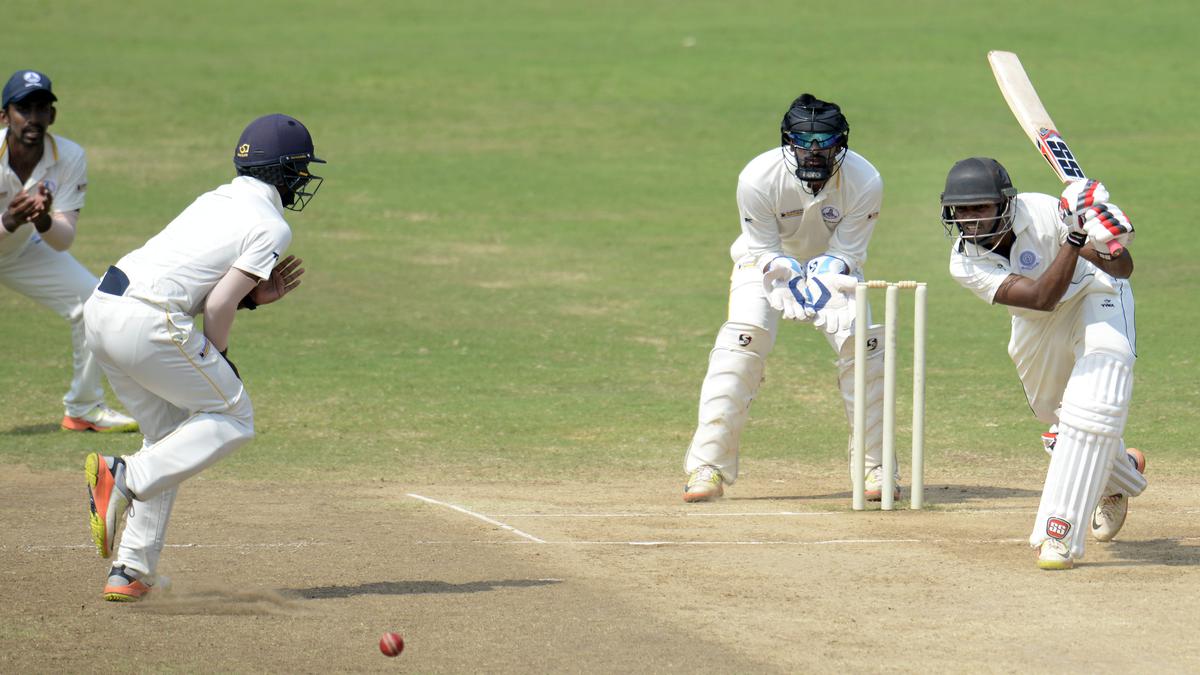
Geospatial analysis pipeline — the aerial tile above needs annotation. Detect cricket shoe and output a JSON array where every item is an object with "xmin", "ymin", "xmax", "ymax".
[
  {"xmin": 86, "ymin": 453, "xmax": 131, "ymax": 558},
  {"xmin": 1036, "ymin": 539, "xmax": 1074, "ymax": 570},
  {"xmin": 1091, "ymin": 447, "xmax": 1147, "ymax": 543},
  {"xmin": 103, "ymin": 565, "xmax": 152, "ymax": 602},
  {"xmin": 63, "ymin": 404, "xmax": 139, "ymax": 433},
  {"xmin": 683, "ymin": 465, "xmax": 724, "ymax": 502},
  {"xmin": 864, "ymin": 465, "xmax": 901, "ymax": 502}
]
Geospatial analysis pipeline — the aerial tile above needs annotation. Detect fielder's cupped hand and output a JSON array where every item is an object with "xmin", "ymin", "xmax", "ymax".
[
  {"xmin": 249, "ymin": 255, "xmax": 305, "ymax": 306},
  {"xmin": 1, "ymin": 183, "xmax": 53, "ymax": 232}
]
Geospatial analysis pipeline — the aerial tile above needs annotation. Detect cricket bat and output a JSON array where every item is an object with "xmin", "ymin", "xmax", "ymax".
[{"xmin": 987, "ymin": 50, "xmax": 1124, "ymax": 257}]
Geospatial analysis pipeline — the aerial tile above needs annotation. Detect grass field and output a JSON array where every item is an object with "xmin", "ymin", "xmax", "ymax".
[{"xmin": 2, "ymin": 1, "xmax": 1198, "ymax": 671}]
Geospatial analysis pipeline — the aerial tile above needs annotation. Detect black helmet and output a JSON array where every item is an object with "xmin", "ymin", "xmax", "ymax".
[
  {"xmin": 780, "ymin": 94, "xmax": 849, "ymax": 189},
  {"xmin": 234, "ymin": 114, "xmax": 325, "ymax": 211},
  {"xmin": 940, "ymin": 157, "xmax": 1017, "ymax": 255}
]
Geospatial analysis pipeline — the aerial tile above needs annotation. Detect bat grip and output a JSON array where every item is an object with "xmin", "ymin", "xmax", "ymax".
[{"xmin": 1107, "ymin": 239, "xmax": 1125, "ymax": 257}]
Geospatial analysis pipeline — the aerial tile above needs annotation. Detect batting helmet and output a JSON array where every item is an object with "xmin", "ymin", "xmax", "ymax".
[
  {"xmin": 234, "ymin": 114, "xmax": 325, "ymax": 212},
  {"xmin": 940, "ymin": 157, "xmax": 1018, "ymax": 253}
]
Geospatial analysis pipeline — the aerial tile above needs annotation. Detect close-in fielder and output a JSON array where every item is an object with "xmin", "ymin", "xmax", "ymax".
[
  {"xmin": 941, "ymin": 157, "xmax": 1145, "ymax": 570},
  {"xmin": 84, "ymin": 114, "xmax": 323, "ymax": 600},
  {"xmin": 0, "ymin": 69, "xmax": 137, "ymax": 432},
  {"xmin": 682, "ymin": 94, "xmax": 892, "ymax": 502}
]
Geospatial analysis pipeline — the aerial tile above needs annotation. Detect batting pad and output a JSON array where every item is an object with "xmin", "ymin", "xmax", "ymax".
[
  {"xmin": 1032, "ymin": 351, "xmax": 1133, "ymax": 558},
  {"xmin": 684, "ymin": 322, "xmax": 771, "ymax": 482}
]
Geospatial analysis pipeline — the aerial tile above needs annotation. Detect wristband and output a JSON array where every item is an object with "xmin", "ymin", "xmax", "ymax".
[
  {"xmin": 1065, "ymin": 231, "xmax": 1087, "ymax": 248},
  {"xmin": 237, "ymin": 294, "xmax": 258, "ymax": 310}
]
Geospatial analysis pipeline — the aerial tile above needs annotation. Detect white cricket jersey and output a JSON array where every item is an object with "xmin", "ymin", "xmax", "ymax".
[
  {"xmin": 116, "ymin": 176, "xmax": 291, "ymax": 316},
  {"xmin": 948, "ymin": 193, "xmax": 1120, "ymax": 319},
  {"xmin": 0, "ymin": 129, "xmax": 88, "ymax": 258},
  {"xmin": 729, "ymin": 147, "xmax": 882, "ymax": 270}
]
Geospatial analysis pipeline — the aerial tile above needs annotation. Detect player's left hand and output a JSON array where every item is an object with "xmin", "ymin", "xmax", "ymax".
[
  {"xmin": 249, "ymin": 255, "xmax": 305, "ymax": 306},
  {"xmin": 799, "ymin": 273, "xmax": 859, "ymax": 334}
]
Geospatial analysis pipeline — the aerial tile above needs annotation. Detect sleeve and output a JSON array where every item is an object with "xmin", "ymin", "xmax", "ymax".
[
  {"xmin": 50, "ymin": 143, "xmax": 87, "ymax": 213},
  {"xmin": 736, "ymin": 178, "xmax": 783, "ymax": 264},
  {"xmin": 232, "ymin": 219, "xmax": 292, "ymax": 280},
  {"xmin": 949, "ymin": 246, "xmax": 1011, "ymax": 304},
  {"xmin": 823, "ymin": 172, "xmax": 882, "ymax": 274}
]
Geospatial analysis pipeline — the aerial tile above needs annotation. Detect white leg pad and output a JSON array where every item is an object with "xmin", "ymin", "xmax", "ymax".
[
  {"xmin": 837, "ymin": 325, "xmax": 885, "ymax": 475},
  {"xmin": 1031, "ymin": 352, "xmax": 1133, "ymax": 558},
  {"xmin": 684, "ymin": 323, "xmax": 771, "ymax": 483},
  {"xmin": 1106, "ymin": 442, "xmax": 1147, "ymax": 497}
]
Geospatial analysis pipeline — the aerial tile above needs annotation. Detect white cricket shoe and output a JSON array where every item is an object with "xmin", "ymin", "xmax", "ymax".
[
  {"xmin": 683, "ymin": 465, "xmax": 724, "ymax": 502},
  {"xmin": 864, "ymin": 465, "xmax": 901, "ymax": 502},
  {"xmin": 1037, "ymin": 539, "xmax": 1074, "ymax": 570},
  {"xmin": 1091, "ymin": 447, "xmax": 1146, "ymax": 542},
  {"xmin": 63, "ymin": 404, "xmax": 139, "ymax": 433}
]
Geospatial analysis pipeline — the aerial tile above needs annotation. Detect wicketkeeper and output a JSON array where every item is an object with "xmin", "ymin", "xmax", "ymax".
[{"xmin": 682, "ymin": 94, "xmax": 892, "ymax": 503}]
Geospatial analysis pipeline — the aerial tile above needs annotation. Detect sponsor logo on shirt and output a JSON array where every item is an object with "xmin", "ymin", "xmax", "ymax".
[
  {"xmin": 1100, "ymin": 298, "xmax": 1115, "ymax": 309},
  {"xmin": 742, "ymin": 216, "xmax": 753, "ymax": 224},
  {"xmin": 76, "ymin": 182, "xmax": 87, "ymax": 193},
  {"xmin": 1018, "ymin": 249, "xmax": 1041, "ymax": 272},
  {"xmin": 820, "ymin": 206, "xmax": 841, "ymax": 223},
  {"xmin": 779, "ymin": 208, "xmax": 804, "ymax": 219},
  {"xmin": 866, "ymin": 210, "xmax": 879, "ymax": 221}
]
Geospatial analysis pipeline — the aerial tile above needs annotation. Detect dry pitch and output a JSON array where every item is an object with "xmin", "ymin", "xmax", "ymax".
[{"xmin": 3, "ymin": 459, "xmax": 1199, "ymax": 673}]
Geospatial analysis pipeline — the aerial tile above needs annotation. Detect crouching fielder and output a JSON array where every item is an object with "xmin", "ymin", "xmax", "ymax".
[
  {"xmin": 83, "ymin": 114, "xmax": 323, "ymax": 600},
  {"xmin": 941, "ymin": 157, "xmax": 1145, "ymax": 570},
  {"xmin": 683, "ymin": 93, "xmax": 890, "ymax": 503}
]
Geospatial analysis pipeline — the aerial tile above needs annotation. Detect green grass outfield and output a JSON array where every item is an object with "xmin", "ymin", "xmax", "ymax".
[{"xmin": 2, "ymin": 0, "xmax": 1196, "ymax": 483}]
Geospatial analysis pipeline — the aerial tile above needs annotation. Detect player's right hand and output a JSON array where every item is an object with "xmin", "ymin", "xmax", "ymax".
[
  {"xmin": 1079, "ymin": 202, "xmax": 1134, "ymax": 258},
  {"xmin": 761, "ymin": 256, "xmax": 809, "ymax": 321}
]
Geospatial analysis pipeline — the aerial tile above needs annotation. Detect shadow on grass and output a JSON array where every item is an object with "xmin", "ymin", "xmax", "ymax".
[
  {"xmin": 291, "ymin": 578, "xmax": 562, "ymax": 600},
  {"xmin": 6, "ymin": 423, "xmax": 64, "ymax": 435},
  {"xmin": 732, "ymin": 483, "xmax": 1042, "ymax": 505}
]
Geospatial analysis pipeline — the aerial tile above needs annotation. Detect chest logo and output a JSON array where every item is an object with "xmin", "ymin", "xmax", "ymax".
[
  {"xmin": 820, "ymin": 206, "xmax": 841, "ymax": 222},
  {"xmin": 1018, "ymin": 249, "xmax": 1041, "ymax": 272}
]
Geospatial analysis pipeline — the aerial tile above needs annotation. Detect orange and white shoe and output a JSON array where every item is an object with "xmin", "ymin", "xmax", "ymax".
[
  {"xmin": 86, "ymin": 453, "xmax": 130, "ymax": 559},
  {"xmin": 63, "ymin": 404, "xmax": 139, "ymax": 433},
  {"xmin": 103, "ymin": 565, "xmax": 152, "ymax": 602},
  {"xmin": 683, "ymin": 465, "xmax": 724, "ymax": 502},
  {"xmin": 1092, "ymin": 447, "xmax": 1147, "ymax": 542},
  {"xmin": 864, "ymin": 465, "xmax": 901, "ymax": 502}
]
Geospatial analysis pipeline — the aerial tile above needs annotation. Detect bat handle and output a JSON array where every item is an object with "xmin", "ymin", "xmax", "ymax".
[{"xmin": 1107, "ymin": 239, "xmax": 1125, "ymax": 257}]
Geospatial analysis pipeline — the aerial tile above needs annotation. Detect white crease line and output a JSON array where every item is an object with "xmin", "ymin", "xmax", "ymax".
[
  {"xmin": 415, "ymin": 538, "xmax": 1030, "ymax": 546},
  {"xmin": 408, "ymin": 493, "xmax": 545, "ymax": 544},
  {"xmin": 489, "ymin": 511, "xmax": 840, "ymax": 518},
  {"xmin": 16, "ymin": 541, "xmax": 325, "ymax": 553}
]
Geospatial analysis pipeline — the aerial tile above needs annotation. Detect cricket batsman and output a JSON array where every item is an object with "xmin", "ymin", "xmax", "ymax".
[{"xmin": 941, "ymin": 157, "xmax": 1145, "ymax": 570}]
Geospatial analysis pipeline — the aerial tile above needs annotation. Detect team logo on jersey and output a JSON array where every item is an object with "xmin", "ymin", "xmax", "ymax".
[
  {"xmin": 820, "ymin": 206, "xmax": 841, "ymax": 223},
  {"xmin": 236, "ymin": 143, "xmax": 251, "ymax": 159},
  {"xmin": 1018, "ymin": 250, "xmax": 1040, "ymax": 272},
  {"xmin": 1046, "ymin": 517, "xmax": 1071, "ymax": 540},
  {"xmin": 779, "ymin": 208, "xmax": 804, "ymax": 219}
]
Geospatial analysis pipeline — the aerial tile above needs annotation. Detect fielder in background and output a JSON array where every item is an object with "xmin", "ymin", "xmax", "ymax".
[
  {"xmin": 941, "ymin": 157, "xmax": 1144, "ymax": 570},
  {"xmin": 83, "ymin": 114, "xmax": 322, "ymax": 601},
  {"xmin": 0, "ymin": 69, "xmax": 137, "ymax": 433},
  {"xmin": 683, "ymin": 94, "xmax": 891, "ymax": 503}
]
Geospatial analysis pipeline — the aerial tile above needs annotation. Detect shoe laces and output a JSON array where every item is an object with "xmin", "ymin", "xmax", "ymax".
[
  {"xmin": 1098, "ymin": 494, "xmax": 1124, "ymax": 518},
  {"xmin": 688, "ymin": 466, "xmax": 721, "ymax": 488}
]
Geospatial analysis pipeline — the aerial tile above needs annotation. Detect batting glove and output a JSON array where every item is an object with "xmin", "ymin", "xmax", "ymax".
[
  {"xmin": 1059, "ymin": 179, "xmax": 1109, "ymax": 222},
  {"xmin": 1079, "ymin": 202, "xmax": 1134, "ymax": 258}
]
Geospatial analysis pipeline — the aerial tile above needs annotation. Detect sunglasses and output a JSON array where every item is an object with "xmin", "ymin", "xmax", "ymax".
[{"xmin": 786, "ymin": 131, "xmax": 843, "ymax": 149}]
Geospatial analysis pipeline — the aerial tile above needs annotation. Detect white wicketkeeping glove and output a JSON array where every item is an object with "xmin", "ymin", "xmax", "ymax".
[
  {"xmin": 798, "ymin": 273, "xmax": 859, "ymax": 334},
  {"xmin": 761, "ymin": 256, "xmax": 809, "ymax": 321}
]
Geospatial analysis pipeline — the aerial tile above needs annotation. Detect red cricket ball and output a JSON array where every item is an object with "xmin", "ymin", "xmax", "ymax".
[{"xmin": 380, "ymin": 631, "xmax": 405, "ymax": 657}]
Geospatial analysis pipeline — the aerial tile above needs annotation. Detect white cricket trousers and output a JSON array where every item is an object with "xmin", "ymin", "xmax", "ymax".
[
  {"xmin": 83, "ymin": 286, "xmax": 254, "ymax": 578},
  {"xmin": 0, "ymin": 236, "xmax": 104, "ymax": 417}
]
